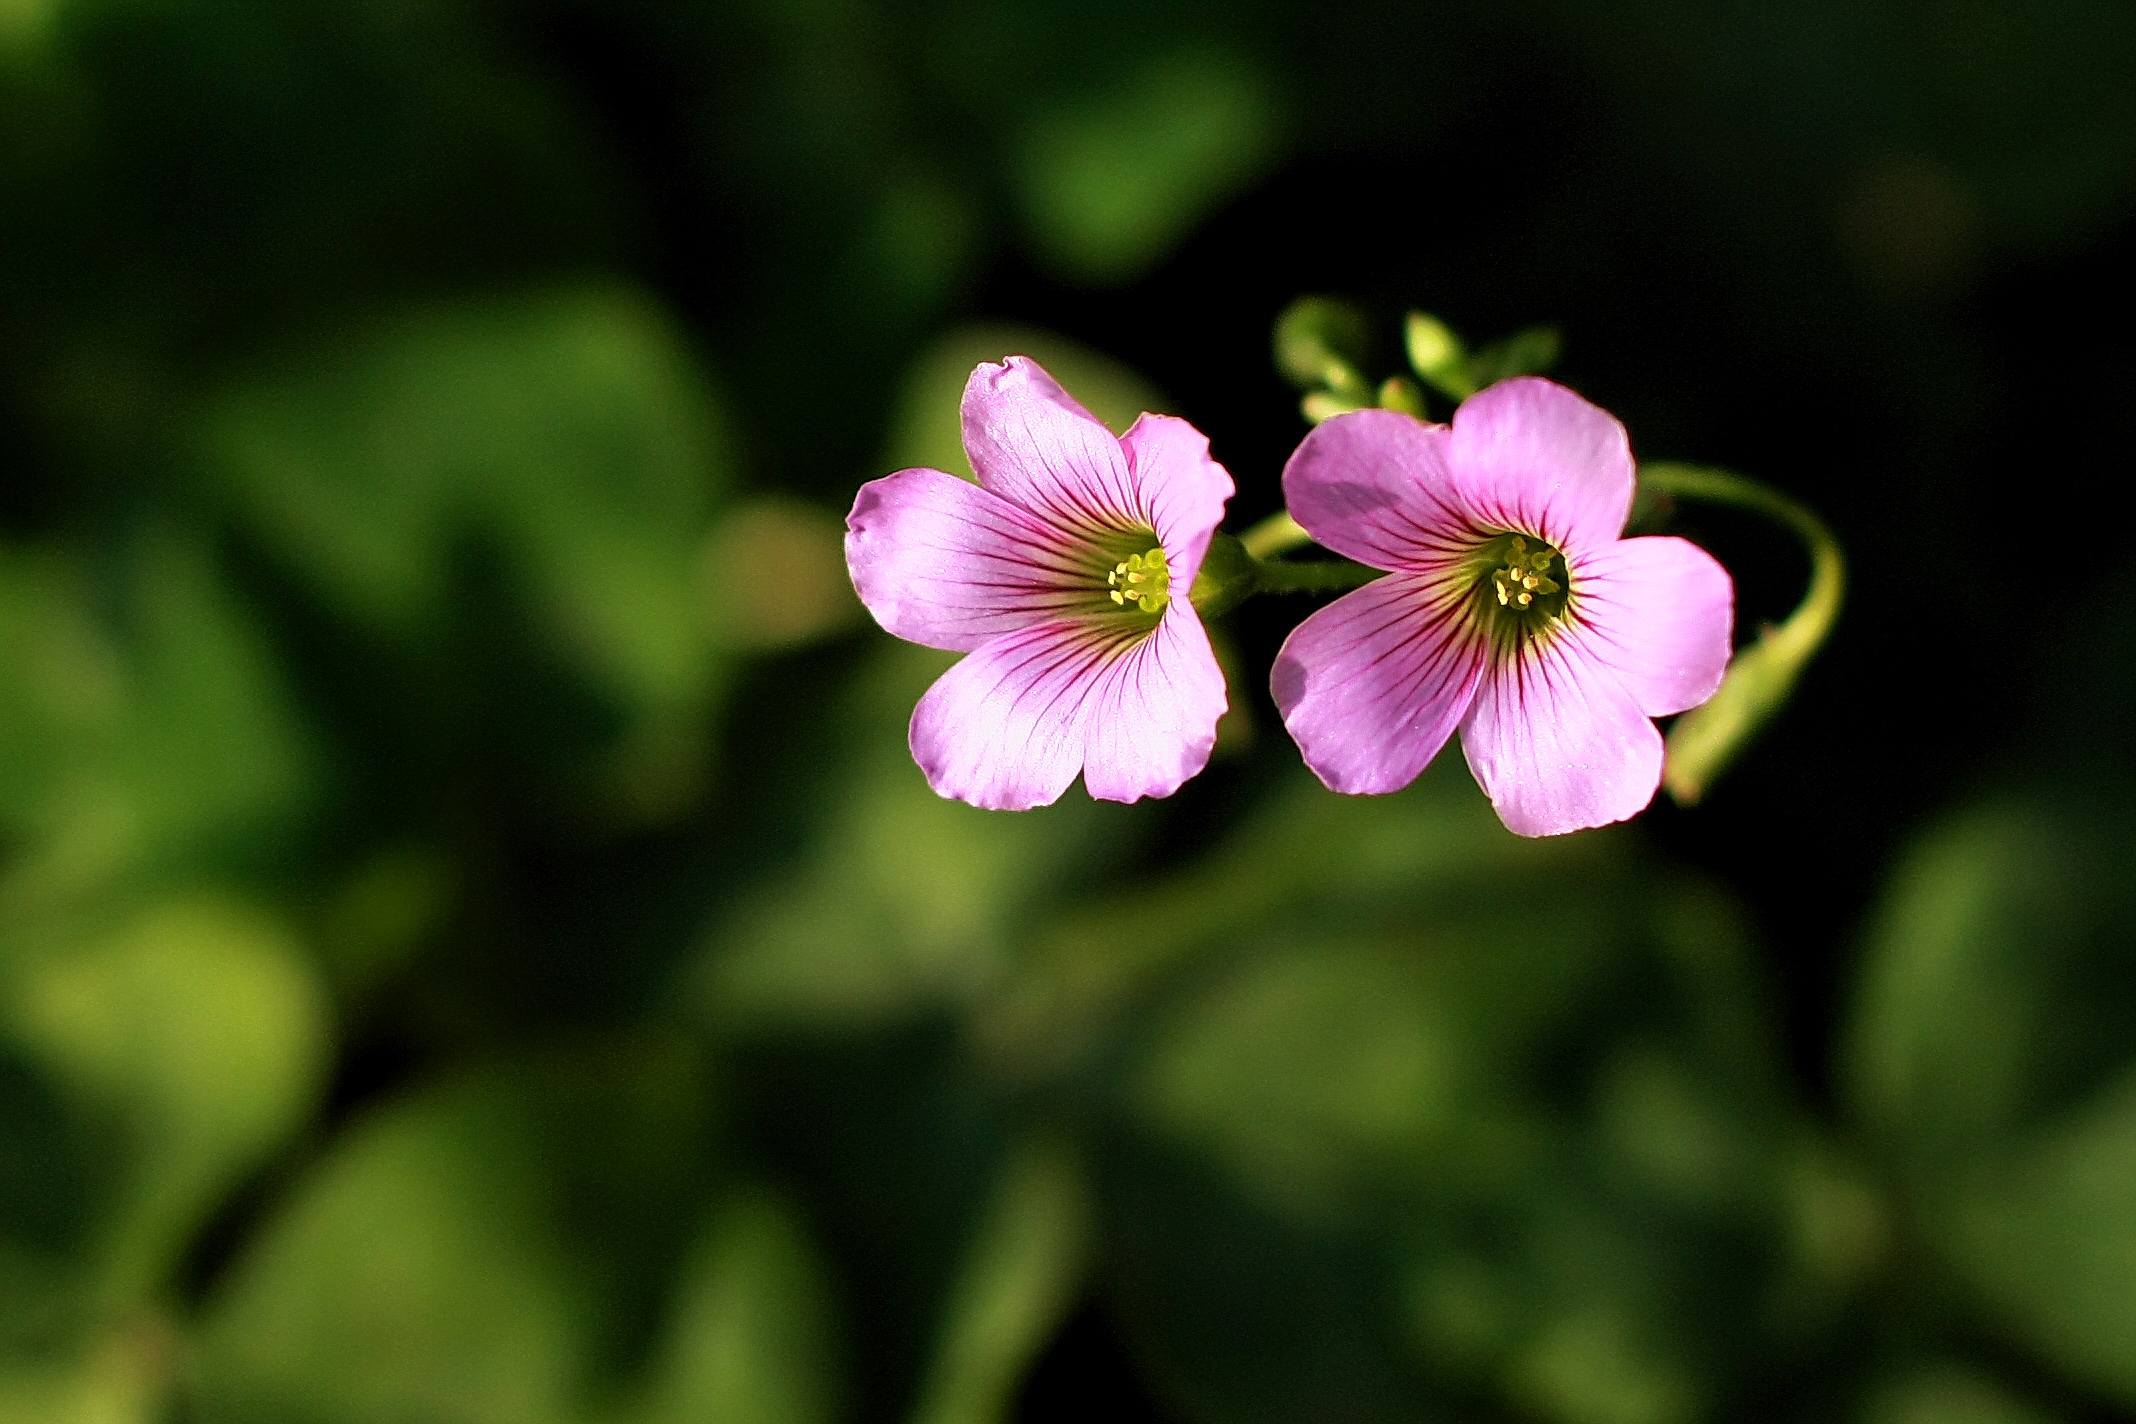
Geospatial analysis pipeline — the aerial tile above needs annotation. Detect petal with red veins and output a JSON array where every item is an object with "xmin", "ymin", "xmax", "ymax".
[
  {"xmin": 1080, "ymin": 606, "xmax": 1228, "ymax": 804},
  {"xmin": 1570, "ymin": 535, "xmax": 1735, "ymax": 717},
  {"xmin": 1281, "ymin": 409, "xmax": 1479, "ymax": 572},
  {"xmin": 1458, "ymin": 632, "xmax": 1663, "ymax": 836},
  {"xmin": 847, "ymin": 467, "xmax": 1104, "ymax": 652},
  {"xmin": 1271, "ymin": 570, "xmax": 1487, "ymax": 795}
]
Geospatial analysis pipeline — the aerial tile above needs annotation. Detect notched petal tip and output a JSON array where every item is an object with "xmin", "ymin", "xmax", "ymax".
[
  {"xmin": 960, "ymin": 353, "xmax": 1106, "ymax": 430},
  {"xmin": 959, "ymin": 354, "xmax": 1142, "ymax": 533},
  {"xmin": 1448, "ymin": 376, "xmax": 1636, "ymax": 554}
]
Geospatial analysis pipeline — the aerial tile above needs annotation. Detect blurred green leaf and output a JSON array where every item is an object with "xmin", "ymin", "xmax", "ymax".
[
  {"xmin": 909, "ymin": 1140, "xmax": 1089, "ymax": 1424},
  {"xmin": 196, "ymin": 284, "xmax": 733, "ymax": 818},
  {"xmin": 1275, "ymin": 297, "xmax": 1372, "ymax": 395},
  {"xmin": 0, "ymin": 533, "xmax": 316, "ymax": 910},
  {"xmin": 699, "ymin": 497, "xmax": 862, "ymax": 653},
  {"xmin": 1857, "ymin": 1363, "xmax": 2062, "ymax": 1424},
  {"xmin": 1846, "ymin": 795, "xmax": 2136, "ymax": 1405},
  {"xmin": 1845, "ymin": 800, "xmax": 2136, "ymax": 1168},
  {"xmin": 1012, "ymin": 50, "xmax": 1280, "ymax": 285},
  {"xmin": 195, "ymin": 1041, "xmax": 720, "ymax": 1424},
  {"xmin": 1464, "ymin": 326, "xmax": 1563, "ymax": 387},
  {"xmin": 1937, "ymin": 1072, "xmax": 2136, "ymax": 1404},
  {"xmin": 695, "ymin": 646, "xmax": 1116, "ymax": 1035},
  {"xmin": 1069, "ymin": 767, "xmax": 1804, "ymax": 1424},
  {"xmin": 0, "ymin": 1328, "xmax": 170, "ymax": 1424},
  {"xmin": 1403, "ymin": 311, "xmax": 1473, "ymax": 401},
  {"xmin": 314, "ymin": 844, "xmax": 457, "ymax": 1000},
  {"xmin": 0, "ymin": 897, "xmax": 328, "ymax": 1314},
  {"xmin": 618, "ymin": 1192, "xmax": 844, "ymax": 1424}
]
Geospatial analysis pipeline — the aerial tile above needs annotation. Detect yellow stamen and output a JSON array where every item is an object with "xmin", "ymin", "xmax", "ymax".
[{"xmin": 1106, "ymin": 546, "xmax": 1171, "ymax": 614}]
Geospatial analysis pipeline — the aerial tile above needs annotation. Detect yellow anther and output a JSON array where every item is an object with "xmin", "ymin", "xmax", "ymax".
[
  {"xmin": 1106, "ymin": 546, "xmax": 1171, "ymax": 614},
  {"xmin": 1481, "ymin": 531, "xmax": 1568, "ymax": 622}
]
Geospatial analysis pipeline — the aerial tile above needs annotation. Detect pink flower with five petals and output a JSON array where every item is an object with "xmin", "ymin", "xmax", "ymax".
[
  {"xmin": 1272, "ymin": 377, "xmax": 1734, "ymax": 836},
  {"xmin": 847, "ymin": 356, "xmax": 1233, "ymax": 810}
]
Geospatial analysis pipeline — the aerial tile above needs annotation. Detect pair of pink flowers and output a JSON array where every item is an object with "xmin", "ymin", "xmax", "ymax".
[{"xmin": 845, "ymin": 357, "xmax": 1733, "ymax": 836}]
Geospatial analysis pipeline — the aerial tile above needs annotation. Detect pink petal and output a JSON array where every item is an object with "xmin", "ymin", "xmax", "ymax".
[
  {"xmin": 1271, "ymin": 571, "xmax": 1487, "ymax": 795},
  {"xmin": 1570, "ymin": 535, "xmax": 1735, "ymax": 717},
  {"xmin": 1120, "ymin": 413, "xmax": 1234, "ymax": 592},
  {"xmin": 1281, "ymin": 409, "xmax": 1479, "ymax": 572},
  {"xmin": 909, "ymin": 618, "xmax": 1138, "ymax": 810},
  {"xmin": 847, "ymin": 467, "xmax": 1103, "ymax": 652},
  {"xmin": 1458, "ymin": 633, "xmax": 1663, "ymax": 837},
  {"xmin": 961, "ymin": 356, "xmax": 1144, "ymax": 538},
  {"xmin": 1448, "ymin": 378, "xmax": 1635, "ymax": 556},
  {"xmin": 1080, "ymin": 606, "xmax": 1228, "ymax": 803}
]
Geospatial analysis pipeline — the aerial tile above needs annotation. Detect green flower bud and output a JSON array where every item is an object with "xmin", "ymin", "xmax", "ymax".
[
  {"xmin": 1403, "ymin": 311, "xmax": 1473, "ymax": 400},
  {"xmin": 1274, "ymin": 297, "xmax": 1371, "ymax": 398}
]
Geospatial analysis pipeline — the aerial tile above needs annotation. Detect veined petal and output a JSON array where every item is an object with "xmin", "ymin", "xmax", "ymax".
[
  {"xmin": 1458, "ymin": 632, "xmax": 1662, "ymax": 837},
  {"xmin": 1080, "ymin": 605, "xmax": 1228, "ymax": 803},
  {"xmin": 1570, "ymin": 535, "xmax": 1734, "ymax": 716},
  {"xmin": 961, "ymin": 356, "xmax": 1144, "ymax": 538},
  {"xmin": 909, "ymin": 618, "xmax": 1138, "ymax": 811},
  {"xmin": 847, "ymin": 467, "xmax": 1104, "ymax": 651},
  {"xmin": 1448, "ymin": 378, "xmax": 1634, "ymax": 555},
  {"xmin": 1271, "ymin": 570, "xmax": 1487, "ymax": 795},
  {"xmin": 1281, "ymin": 409, "xmax": 1479, "ymax": 572},
  {"xmin": 1121, "ymin": 412, "xmax": 1233, "ymax": 592}
]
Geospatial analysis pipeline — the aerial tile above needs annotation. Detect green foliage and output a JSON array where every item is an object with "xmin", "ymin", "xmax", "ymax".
[
  {"xmin": 1069, "ymin": 769, "xmax": 1801, "ymax": 1424},
  {"xmin": 3, "ymin": 3, "xmax": 2133, "ymax": 1422},
  {"xmin": 1012, "ymin": 51, "xmax": 1280, "ymax": 285},
  {"xmin": 0, "ymin": 533, "xmax": 316, "ymax": 907},
  {"xmin": 608, "ymin": 1193, "xmax": 845, "ymax": 1424},
  {"xmin": 909, "ymin": 1142, "xmax": 1088, "ymax": 1424},
  {"xmin": 696, "ymin": 645, "xmax": 1115, "ymax": 1034},
  {"xmin": 1847, "ymin": 797, "xmax": 2136, "ymax": 1405},
  {"xmin": 196, "ymin": 284, "xmax": 733, "ymax": 820},
  {"xmin": 0, "ymin": 894, "xmax": 327, "ymax": 1424},
  {"xmin": 194, "ymin": 1043, "xmax": 721, "ymax": 1424},
  {"xmin": 1858, "ymin": 1364, "xmax": 2063, "ymax": 1424}
]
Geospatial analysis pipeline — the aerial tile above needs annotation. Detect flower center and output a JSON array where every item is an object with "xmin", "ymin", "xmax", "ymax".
[
  {"xmin": 1107, "ymin": 546, "xmax": 1170, "ymax": 614},
  {"xmin": 1474, "ymin": 533, "xmax": 1569, "ymax": 627}
]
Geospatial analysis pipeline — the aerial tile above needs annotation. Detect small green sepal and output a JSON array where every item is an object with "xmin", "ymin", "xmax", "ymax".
[
  {"xmin": 1274, "ymin": 297, "xmax": 1372, "ymax": 397},
  {"xmin": 1188, "ymin": 531, "xmax": 1260, "ymax": 618},
  {"xmin": 1403, "ymin": 311, "xmax": 1474, "ymax": 400},
  {"xmin": 1465, "ymin": 325, "xmax": 1563, "ymax": 386}
]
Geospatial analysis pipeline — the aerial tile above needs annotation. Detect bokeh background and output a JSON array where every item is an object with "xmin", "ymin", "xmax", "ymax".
[{"xmin": 5, "ymin": 1, "xmax": 2136, "ymax": 1421}]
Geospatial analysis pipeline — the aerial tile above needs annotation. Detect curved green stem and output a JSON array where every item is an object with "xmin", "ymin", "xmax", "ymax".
[
  {"xmin": 1239, "ymin": 511, "xmax": 1313, "ymax": 560},
  {"xmin": 1638, "ymin": 462, "xmax": 1846, "ymax": 804}
]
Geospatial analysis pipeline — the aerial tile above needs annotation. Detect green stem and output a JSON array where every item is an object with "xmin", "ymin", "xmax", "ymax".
[
  {"xmin": 1637, "ymin": 462, "xmax": 1846, "ymax": 804},
  {"xmin": 1239, "ymin": 511, "xmax": 1312, "ymax": 560},
  {"xmin": 1252, "ymin": 557, "xmax": 1382, "ymax": 595}
]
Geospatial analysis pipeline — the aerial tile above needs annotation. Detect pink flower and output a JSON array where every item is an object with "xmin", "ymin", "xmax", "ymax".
[
  {"xmin": 1272, "ymin": 378, "xmax": 1733, "ymax": 836},
  {"xmin": 847, "ymin": 356, "xmax": 1233, "ymax": 810}
]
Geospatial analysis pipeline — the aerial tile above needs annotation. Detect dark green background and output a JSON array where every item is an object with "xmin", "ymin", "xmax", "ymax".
[{"xmin": 4, "ymin": 1, "xmax": 2135, "ymax": 1420}]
